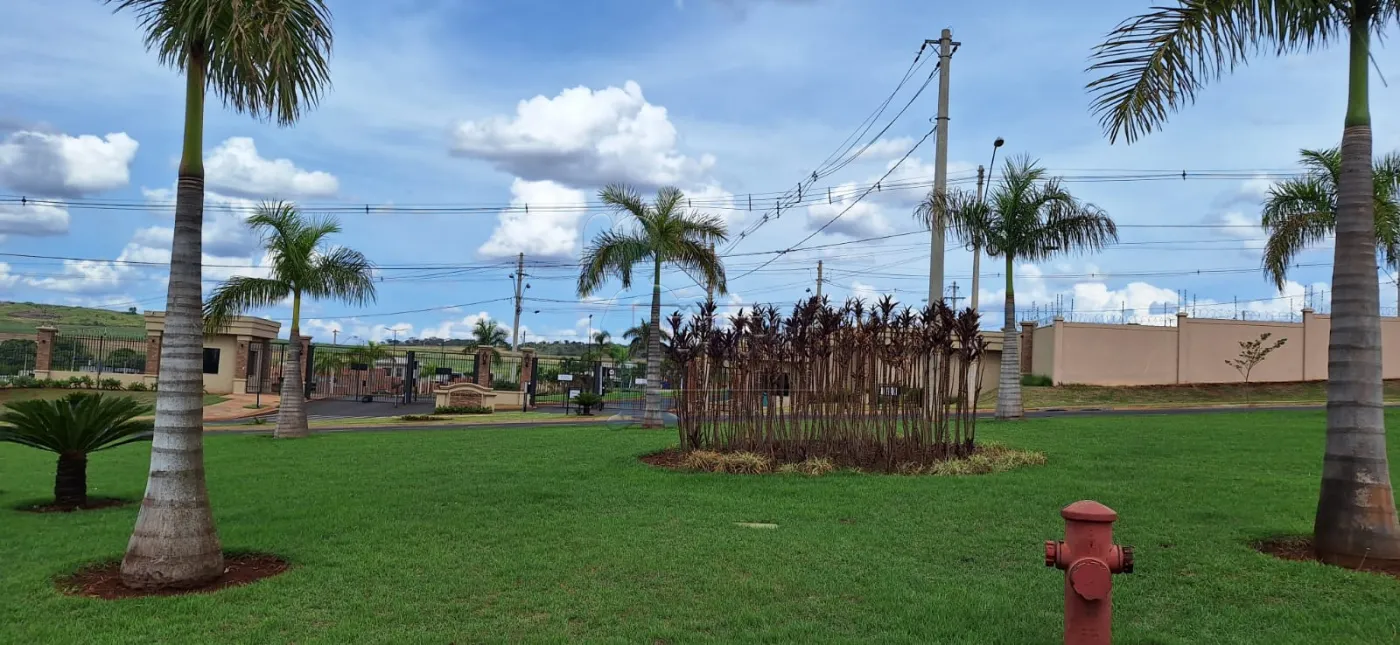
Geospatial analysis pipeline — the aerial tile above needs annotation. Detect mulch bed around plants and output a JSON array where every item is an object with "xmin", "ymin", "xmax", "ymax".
[
  {"xmin": 640, "ymin": 449, "xmax": 687, "ymax": 469},
  {"xmin": 17, "ymin": 497, "xmax": 130, "ymax": 514},
  {"xmin": 57, "ymin": 553, "xmax": 290, "ymax": 599},
  {"xmin": 1255, "ymin": 536, "xmax": 1400, "ymax": 580}
]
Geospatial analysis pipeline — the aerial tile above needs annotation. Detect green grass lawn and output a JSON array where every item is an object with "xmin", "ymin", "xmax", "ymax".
[
  {"xmin": 1007, "ymin": 380, "xmax": 1400, "ymax": 409},
  {"xmin": 2, "ymin": 412, "xmax": 1399, "ymax": 643},
  {"xmin": 0, "ymin": 388, "xmax": 227, "ymax": 407}
]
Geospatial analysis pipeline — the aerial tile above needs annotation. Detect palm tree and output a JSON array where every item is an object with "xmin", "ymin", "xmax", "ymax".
[
  {"xmin": 0, "ymin": 393, "xmax": 152, "ymax": 509},
  {"xmin": 108, "ymin": 0, "xmax": 333, "ymax": 591},
  {"xmin": 1263, "ymin": 147, "xmax": 1400, "ymax": 288},
  {"xmin": 471, "ymin": 318, "xmax": 509, "ymax": 348},
  {"xmin": 347, "ymin": 340, "xmax": 392, "ymax": 366},
  {"xmin": 205, "ymin": 202, "xmax": 376, "ymax": 439},
  {"xmin": 623, "ymin": 318, "xmax": 671, "ymax": 359},
  {"xmin": 578, "ymin": 185, "xmax": 728, "ymax": 428},
  {"xmin": 1087, "ymin": 0, "xmax": 1400, "ymax": 569},
  {"xmin": 916, "ymin": 156, "xmax": 1117, "ymax": 420}
]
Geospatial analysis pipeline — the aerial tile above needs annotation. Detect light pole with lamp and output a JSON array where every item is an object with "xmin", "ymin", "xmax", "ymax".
[{"xmin": 970, "ymin": 136, "xmax": 1004, "ymax": 314}]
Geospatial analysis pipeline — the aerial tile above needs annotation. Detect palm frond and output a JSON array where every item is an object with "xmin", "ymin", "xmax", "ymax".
[
  {"xmin": 599, "ymin": 184, "xmax": 648, "ymax": 219},
  {"xmin": 578, "ymin": 231, "xmax": 652, "ymax": 297},
  {"xmin": 106, "ymin": 0, "xmax": 333, "ymax": 125},
  {"xmin": 203, "ymin": 276, "xmax": 291, "ymax": 335},
  {"xmin": 915, "ymin": 187, "xmax": 992, "ymax": 249},
  {"xmin": 307, "ymin": 246, "xmax": 377, "ymax": 306},
  {"xmin": 1086, "ymin": 2, "xmax": 1336, "ymax": 143},
  {"xmin": 670, "ymin": 238, "xmax": 729, "ymax": 296}
]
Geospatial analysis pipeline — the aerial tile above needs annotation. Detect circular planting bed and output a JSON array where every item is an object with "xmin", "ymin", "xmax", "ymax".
[
  {"xmin": 1254, "ymin": 536, "xmax": 1400, "ymax": 580},
  {"xmin": 16, "ymin": 497, "xmax": 131, "ymax": 514},
  {"xmin": 57, "ymin": 553, "xmax": 290, "ymax": 599},
  {"xmin": 642, "ymin": 442, "xmax": 1046, "ymax": 476}
]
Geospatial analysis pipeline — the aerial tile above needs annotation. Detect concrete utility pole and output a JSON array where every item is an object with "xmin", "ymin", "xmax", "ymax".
[
  {"xmin": 971, "ymin": 165, "xmax": 984, "ymax": 313},
  {"xmin": 511, "ymin": 252, "xmax": 525, "ymax": 350},
  {"xmin": 816, "ymin": 260, "xmax": 823, "ymax": 299},
  {"xmin": 926, "ymin": 28, "xmax": 955, "ymax": 305}
]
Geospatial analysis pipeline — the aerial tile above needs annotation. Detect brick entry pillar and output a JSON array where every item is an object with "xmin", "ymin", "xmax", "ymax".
[
  {"xmin": 476, "ymin": 347, "xmax": 495, "ymax": 387},
  {"xmin": 519, "ymin": 349, "xmax": 535, "ymax": 393},
  {"xmin": 35, "ymin": 326, "xmax": 57, "ymax": 376},
  {"xmin": 1020, "ymin": 321, "xmax": 1037, "ymax": 375}
]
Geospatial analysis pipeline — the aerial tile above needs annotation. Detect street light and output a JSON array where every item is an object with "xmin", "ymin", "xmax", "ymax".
[{"xmin": 970, "ymin": 136, "xmax": 1005, "ymax": 314}]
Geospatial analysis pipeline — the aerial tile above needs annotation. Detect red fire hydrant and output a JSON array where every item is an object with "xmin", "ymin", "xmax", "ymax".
[{"xmin": 1044, "ymin": 500, "xmax": 1133, "ymax": 645}]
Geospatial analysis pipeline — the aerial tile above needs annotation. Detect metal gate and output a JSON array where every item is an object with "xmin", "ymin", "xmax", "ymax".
[
  {"xmin": 307, "ymin": 344, "xmax": 479, "ymax": 403},
  {"xmin": 531, "ymin": 356, "xmax": 594, "ymax": 411}
]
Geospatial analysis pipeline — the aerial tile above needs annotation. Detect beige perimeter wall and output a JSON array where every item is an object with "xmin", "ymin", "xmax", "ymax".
[{"xmin": 1030, "ymin": 311, "xmax": 1400, "ymax": 386}]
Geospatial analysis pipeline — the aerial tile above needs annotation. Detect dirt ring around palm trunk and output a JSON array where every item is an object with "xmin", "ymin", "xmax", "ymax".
[
  {"xmin": 56, "ymin": 553, "xmax": 290, "ymax": 599},
  {"xmin": 15, "ymin": 497, "xmax": 132, "ymax": 513},
  {"xmin": 1254, "ymin": 535, "xmax": 1400, "ymax": 580}
]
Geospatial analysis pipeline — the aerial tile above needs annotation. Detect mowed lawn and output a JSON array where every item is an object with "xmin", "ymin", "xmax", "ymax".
[{"xmin": 3, "ymin": 413, "xmax": 1399, "ymax": 643}]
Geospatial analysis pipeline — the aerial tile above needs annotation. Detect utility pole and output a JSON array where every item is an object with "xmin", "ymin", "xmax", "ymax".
[
  {"xmin": 332, "ymin": 329, "xmax": 338, "ymax": 346},
  {"xmin": 947, "ymin": 281, "xmax": 963, "ymax": 309},
  {"xmin": 926, "ymin": 28, "xmax": 955, "ymax": 305},
  {"xmin": 970, "ymin": 164, "xmax": 984, "ymax": 313},
  {"xmin": 816, "ymin": 260, "xmax": 823, "ymax": 299},
  {"xmin": 706, "ymin": 243, "xmax": 716, "ymax": 301},
  {"xmin": 511, "ymin": 252, "xmax": 525, "ymax": 350}
]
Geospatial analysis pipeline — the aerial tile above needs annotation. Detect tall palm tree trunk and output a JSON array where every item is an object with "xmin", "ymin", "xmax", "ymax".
[
  {"xmin": 276, "ymin": 292, "xmax": 309, "ymax": 438},
  {"xmin": 644, "ymin": 257, "xmax": 663, "ymax": 428},
  {"xmin": 54, "ymin": 453, "xmax": 87, "ymax": 508},
  {"xmin": 996, "ymin": 255, "xmax": 1022, "ymax": 419},
  {"xmin": 121, "ymin": 49, "xmax": 224, "ymax": 590},
  {"xmin": 1315, "ymin": 18, "xmax": 1400, "ymax": 567}
]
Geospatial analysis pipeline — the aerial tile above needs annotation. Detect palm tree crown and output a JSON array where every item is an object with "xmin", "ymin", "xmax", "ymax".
[
  {"xmin": 107, "ymin": 0, "xmax": 333, "ymax": 127},
  {"xmin": 624, "ymin": 319, "xmax": 671, "ymax": 356},
  {"xmin": 472, "ymin": 319, "xmax": 509, "ymax": 348},
  {"xmin": 1263, "ymin": 147, "xmax": 1400, "ymax": 288},
  {"xmin": 917, "ymin": 156, "xmax": 1118, "ymax": 264},
  {"xmin": 204, "ymin": 202, "xmax": 376, "ymax": 334},
  {"xmin": 577, "ymin": 185, "xmax": 728, "ymax": 298}
]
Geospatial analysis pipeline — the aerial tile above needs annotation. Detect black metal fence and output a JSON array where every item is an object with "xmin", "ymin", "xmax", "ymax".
[
  {"xmin": 0, "ymin": 337, "xmax": 37, "ymax": 377},
  {"xmin": 53, "ymin": 331, "xmax": 147, "ymax": 375}
]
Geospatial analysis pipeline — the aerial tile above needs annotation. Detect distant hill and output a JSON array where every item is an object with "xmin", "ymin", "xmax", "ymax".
[{"xmin": 0, "ymin": 302, "xmax": 145, "ymax": 335}]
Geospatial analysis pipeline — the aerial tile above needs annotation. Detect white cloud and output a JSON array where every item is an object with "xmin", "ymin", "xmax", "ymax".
[
  {"xmin": 0, "ymin": 131, "xmax": 137, "ymax": 197},
  {"xmin": 204, "ymin": 137, "xmax": 339, "ymax": 199},
  {"xmin": 803, "ymin": 155, "xmax": 974, "ymax": 238},
  {"xmin": 451, "ymin": 81, "xmax": 716, "ymax": 189},
  {"xmin": 807, "ymin": 189, "xmax": 893, "ymax": 237},
  {"xmin": 23, "ymin": 259, "xmax": 126, "ymax": 294},
  {"xmin": 478, "ymin": 178, "xmax": 589, "ymax": 259},
  {"xmin": 850, "ymin": 280, "xmax": 883, "ymax": 301},
  {"xmin": 0, "ymin": 201, "xmax": 69, "ymax": 236},
  {"xmin": 417, "ymin": 311, "xmax": 500, "ymax": 340},
  {"xmin": 0, "ymin": 262, "xmax": 18, "ymax": 289},
  {"xmin": 857, "ymin": 137, "xmax": 915, "ymax": 160}
]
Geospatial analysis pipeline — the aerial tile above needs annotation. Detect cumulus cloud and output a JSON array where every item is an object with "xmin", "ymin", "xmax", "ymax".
[
  {"xmin": 856, "ymin": 137, "xmax": 916, "ymax": 160},
  {"xmin": 0, "ymin": 201, "xmax": 69, "ymax": 236},
  {"xmin": 204, "ymin": 137, "xmax": 339, "ymax": 199},
  {"xmin": 803, "ymin": 155, "xmax": 973, "ymax": 238},
  {"xmin": 142, "ymin": 187, "xmax": 261, "ymax": 257},
  {"xmin": 0, "ymin": 131, "xmax": 137, "ymax": 197},
  {"xmin": 451, "ymin": 81, "xmax": 716, "ymax": 189},
  {"xmin": 477, "ymin": 178, "xmax": 589, "ymax": 259}
]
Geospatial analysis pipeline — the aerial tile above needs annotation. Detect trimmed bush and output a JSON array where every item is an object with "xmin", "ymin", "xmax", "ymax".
[
  {"xmin": 126, "ymin": 382, "xmax": 148, "ymax": 392},
  {"xmin": 433, "ymin": 405, "xmax": 493, "ymax": 415},
  {"xmin": 399, "ymin": 414, "xmax": 444, "ymax": 422},
  {"xmin": 1021, "ymin": 374, "xmax": 1053, "ymax": 387},
  {"xmin": 99, "ymin": 378, "xmax": 124, "ymax": 391}
]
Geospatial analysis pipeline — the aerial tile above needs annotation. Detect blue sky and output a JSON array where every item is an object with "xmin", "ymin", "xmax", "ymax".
[{"xmin": 1, "ymin": 0, "xmax": 1397, "ymax": 343}]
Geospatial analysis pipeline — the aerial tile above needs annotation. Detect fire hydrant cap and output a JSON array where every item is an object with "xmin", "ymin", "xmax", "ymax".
[{"xmin": 1061, "ymin": 500, "xmax": 1118, "ymax": 523}]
